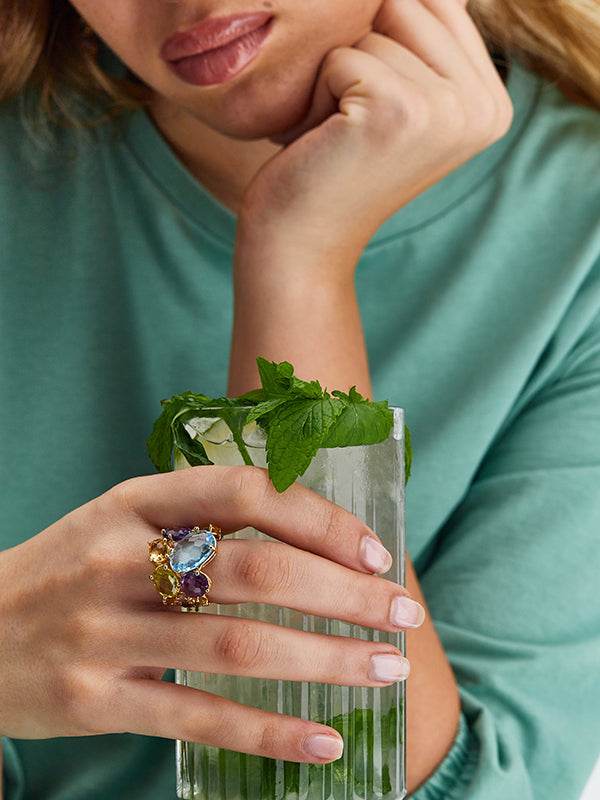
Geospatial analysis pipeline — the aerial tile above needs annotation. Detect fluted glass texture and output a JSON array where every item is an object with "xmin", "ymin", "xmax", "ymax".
[{"xmin": 175, "ymin": 408, "xmax": 406, "ymax": 800}]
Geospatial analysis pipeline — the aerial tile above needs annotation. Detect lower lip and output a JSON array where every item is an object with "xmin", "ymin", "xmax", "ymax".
[{"xmin": 168, "ymin": 19, "xmax": 273, "ymax": 86}]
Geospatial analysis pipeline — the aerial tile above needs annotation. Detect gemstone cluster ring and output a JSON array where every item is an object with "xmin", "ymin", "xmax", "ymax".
[{"xmin": 149, "ymin": 524, "xmax": 222, "ymax": 607}]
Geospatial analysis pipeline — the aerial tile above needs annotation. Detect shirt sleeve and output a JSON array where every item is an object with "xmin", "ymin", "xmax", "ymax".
[{"xmin": 411, "ymin": 304, "xmax": 600, "ymax": 799}]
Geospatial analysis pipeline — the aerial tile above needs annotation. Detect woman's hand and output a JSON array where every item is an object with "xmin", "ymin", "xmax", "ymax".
[
  {"xmin": 228, "ymin": 0, "xmax": 513, "ymax": 394},
  {"xmin": 0, "ymin": 466, "xmax": 422, "ymax": 762},
  {"xmin": 237, "ymin": 0, "xmax": 513, "ymax": 264}
]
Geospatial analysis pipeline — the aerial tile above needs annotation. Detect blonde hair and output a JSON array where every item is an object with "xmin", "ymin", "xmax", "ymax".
[
  {"xmin": 1, "ymin": 0, "xmax": 599, "ymax": 124},
  {"xmin": 469, "ymin": 0, "xmax": 600, "ymax": 109}
]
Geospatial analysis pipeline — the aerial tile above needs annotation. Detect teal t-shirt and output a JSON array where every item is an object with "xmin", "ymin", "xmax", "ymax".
[{"xmin": 1, "ymin": 59, "xmax": 600, "ymax": 799}]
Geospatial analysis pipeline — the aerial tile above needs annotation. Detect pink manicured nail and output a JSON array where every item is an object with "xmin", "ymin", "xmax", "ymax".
[
  {"xmin": 360, "ymin": 536, "xmax": 393, "ymax": 573},
  {"xmin": 390, "ymin": 596, "xmax": 426, "ymax": 629},
  {"xmin": 303, "ymin": 734, "xmax": 344, "ymax": 761},
  {"xmin": 369, "ymin": 653, "xmax": 411, "ymax": 682}
]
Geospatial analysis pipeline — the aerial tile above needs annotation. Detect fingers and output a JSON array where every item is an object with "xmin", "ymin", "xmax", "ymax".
[
  {"xmin": 393, "ymin": 0, "xmax": 501, "ymax": 82},
  {"xmin": 198, "ymin": 539, "xmax": 421, "ymax": 632},
  {"xmin": 124, "ymin": 610, "xmax": 410, "ymax": 686},
  {"xmin": 107, "ymin": 466, "xmax": 393, "ymax": 575},
  {"xmin": 117, "ymin": 679, "xmax": 345, "ymax": 763},
  {"xmin": 370, "ymin": 0, "xmax": 479, "ymax": 88}
]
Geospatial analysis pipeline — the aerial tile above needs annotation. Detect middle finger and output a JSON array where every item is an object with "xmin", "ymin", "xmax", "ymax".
[{"xmin": 202, "ymin": 538, "xmax": 424, "ymax": 632}]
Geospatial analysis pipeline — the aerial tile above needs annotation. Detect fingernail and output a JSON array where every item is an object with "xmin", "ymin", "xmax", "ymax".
[
  {"xmin": 390, "ymin": 596, "xmax": 426, "ymax": 628},
  {"xmin": 360, "ymin": 535, "xmax": 393, "ymax": 574},
  {"xmin": 303, "ymin": 733, "xmax": 344, "ymax": 761},
  {"xmin": 369, "ymin": 653, "xmax": 410, "ymax": 682}
]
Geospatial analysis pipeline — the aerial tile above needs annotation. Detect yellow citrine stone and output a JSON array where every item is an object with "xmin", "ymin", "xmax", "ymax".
[
  {"xmin": 151, "ymin": 564, "xmax": 180, "ymax": 599},
  {"xmin": 148, "ymin": 538, "xmax": 168, "ymax": 564}
]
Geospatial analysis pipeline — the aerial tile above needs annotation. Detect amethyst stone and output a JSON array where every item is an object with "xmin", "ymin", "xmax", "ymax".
[
  {"xmin": 170, "ymin": 529, "xmax": 218, "ymax": 573},
  {"xmin": 163, "ymin": 526, "xmax": 193, "ymax": 543},
  {"xmin": 181, "ymin": 571, "xmax": 210, "ymax": 598}
]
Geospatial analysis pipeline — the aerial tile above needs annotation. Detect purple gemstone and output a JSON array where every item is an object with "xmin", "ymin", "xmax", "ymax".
[
  {"xmin": 181, "ymin": 571, "xmax": 210, "ymax": 598},
  {"xmin": 163, "ymin": 526, "xmax": 193, "ymax": 542}
]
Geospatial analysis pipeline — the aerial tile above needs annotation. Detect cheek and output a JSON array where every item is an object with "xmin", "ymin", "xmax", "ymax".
[{"xmin": 69, "ymin": 1, "xmax": 157, "ymax": 77}]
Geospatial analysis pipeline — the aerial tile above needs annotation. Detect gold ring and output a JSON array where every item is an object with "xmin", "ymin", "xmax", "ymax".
[{"xmin": 149, "ymin": 524, "xmax": 222, "ymax": 607}]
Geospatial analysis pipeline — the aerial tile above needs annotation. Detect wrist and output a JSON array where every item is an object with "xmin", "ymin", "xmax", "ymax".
[{"xmin": 235, "ymin": 213, "xmax": 366, "ymax": 286}]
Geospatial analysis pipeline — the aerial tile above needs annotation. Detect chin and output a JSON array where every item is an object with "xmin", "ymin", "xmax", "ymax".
[
  {"xmin": 198, "ymin": 73, "xmax": 316, "ymax": 141},
  {"xmin": 213, "ymin": 109, "xmax": 309, "ymax": 142}
]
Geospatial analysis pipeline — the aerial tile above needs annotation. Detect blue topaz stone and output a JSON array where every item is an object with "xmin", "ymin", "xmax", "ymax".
[{"xmin": 170, "ymin": 529, "xmax": 218, "ymax": 574}]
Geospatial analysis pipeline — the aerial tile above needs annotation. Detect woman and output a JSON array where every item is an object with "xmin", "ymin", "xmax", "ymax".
[{"xmin": 1, "ymin": 0, "xmax": 599, "ymax": 798}]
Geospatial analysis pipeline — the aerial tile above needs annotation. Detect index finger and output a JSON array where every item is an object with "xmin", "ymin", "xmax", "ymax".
[{"xmin": 110, "ymin": 465, "xmax": 394, "ymax": 575}]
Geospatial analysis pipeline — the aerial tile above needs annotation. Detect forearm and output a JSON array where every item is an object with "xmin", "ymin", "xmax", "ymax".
[
  {"xmin": 228, "ymin": 229, "xmax": 370, "ymax": 398},
  {"xmin": 228, "ymin": 235, "xmax": 460, "ymax": 795},
  {"xmin": 404, "ymin": 557, "xmax": 460, "ymax": 794}
]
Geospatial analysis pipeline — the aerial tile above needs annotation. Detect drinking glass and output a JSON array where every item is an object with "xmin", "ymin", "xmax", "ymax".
[{"xmin": 174, "ymin": 407, "xmax": 406, "ymax": 800}]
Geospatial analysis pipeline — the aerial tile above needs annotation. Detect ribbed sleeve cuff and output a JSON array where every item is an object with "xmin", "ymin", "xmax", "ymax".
[{"xmin": 409, "ymin": 713, "xmax": 478, "ymax": 800}]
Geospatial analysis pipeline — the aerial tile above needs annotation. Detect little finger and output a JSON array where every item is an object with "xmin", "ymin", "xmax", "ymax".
[{"xmin": 117, "ymin": 679, "xmax": 346, "ymax": 763}]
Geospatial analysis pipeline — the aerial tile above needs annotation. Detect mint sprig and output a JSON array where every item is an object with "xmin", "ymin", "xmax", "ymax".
[{"xmin": 147, "ymin": 358, "xmax": 411, "ymax": 492}]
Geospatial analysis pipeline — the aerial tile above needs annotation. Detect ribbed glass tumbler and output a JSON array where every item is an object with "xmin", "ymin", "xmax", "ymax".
[{"xmin": 175, "ymin": 407, "xmax": 406, "ymax": 800}]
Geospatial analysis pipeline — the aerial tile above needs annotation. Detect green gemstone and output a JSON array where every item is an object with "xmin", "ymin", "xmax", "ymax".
[{"xmin": 151, "ymin": 565, "xmax": 180, "ymax": 598}]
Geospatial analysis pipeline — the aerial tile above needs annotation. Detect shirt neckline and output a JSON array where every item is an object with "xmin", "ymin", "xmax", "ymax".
[{"xmin": 122, "ymin": 57, "xmax": 541, "ymax": 245}]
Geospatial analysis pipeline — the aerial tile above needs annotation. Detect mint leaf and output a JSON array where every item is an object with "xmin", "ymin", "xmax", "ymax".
[
  {"xmin": 147, "ymin": 358, "xmax": 408, "ymax": 492},
  {"xmin": 320, "ymin": 387, "xmax": 393, "ymax": 448},
  {"xmin": 147, "ymin": 393, "xmax": 256, "ymax": 471},
  {"xmin": 244, "ymin": 397, "xmax": 288, "ymax": 424},
  {"xmin": 404, "ymin": 423, "xmax": 412, "ymax": 484},
  {"xmin": 147, "ymin": 391, "xmax": 214, "ymax": 472},
  {"xmin": 257, "ymin": 356, "xmax": 323, "ymax": 399},
  {"xmin": 172, "ymin": 416, "xmax": 212, "ymax": 468},
  {"xmin": 263, "ymin": 396, "xmax": 343, "ymax": 492}
]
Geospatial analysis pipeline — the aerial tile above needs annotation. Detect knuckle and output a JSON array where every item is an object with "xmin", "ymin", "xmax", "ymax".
[
  {"xmin": 436, "ymin": 88, "xmax": 468, "ymax": 140},
  {"xmin": 53, "ymin": 665, "xmax": 105, "ymax": 733},
  {"xmin": 104, "ymin": 477, "xmax": 144, "ymax": 520},
  {"xmin": 236, "ymin": 543, "xmax": 291, "ymax": 595},
  {"xmin": 472, "ymin": 96, "xmax": 499, "ymax": 142},
  {"xmin": 256, "ymin": 721, "xmax": 282, "ymax": 757},
  {"xmin": 339, "ymin": 576, "xmax": 382, "ymax": 626},
  {"xmin": 497, "ymin": 95, "xmax": 515, "ymax": 137},
  {"xmin": 227, "ymin": 466, "xmax": 272, "ymax": 518},
  {"xmin": 322, "ymin": 46, "xmax": 351, "ymax": 74},
  {"xmin": 469, "ymin": 89, "xmax": 514, "ymax": 148},
  {"xmin": 213, "ymin": 622, "xmax": 266, "ymax": 672},
  {"xmin": 79, "ymin": 534, "xmax": 123, "ymax": 588},
  {"xmin": 358, "ymin": 84, "xmax": 414, "ymax": 139},
  {"xmin": 179, "ymin": 706, "xmax": 215, "ymax": 743},
  {"xmin": 401, "ymin": 90, "xmax": 433, "ymax": 136},
  {"xmin": 319, "ymin": 501, "xmax": 351, "ymax": 555}
]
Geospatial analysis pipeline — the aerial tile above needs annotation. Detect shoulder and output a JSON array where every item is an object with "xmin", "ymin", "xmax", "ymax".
[
  {"xmin": 506, "ymin": 60, "xmax": 600, "ymax": 210},
  {"xmin": 0, "ymin": 97, "xmax": 133, "ymax": 244}
]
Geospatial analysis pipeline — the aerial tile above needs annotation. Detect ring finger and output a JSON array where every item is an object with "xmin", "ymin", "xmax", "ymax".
[{"xmin": 126, "ymin": 610, "xmax": 410, "ymax": 686}]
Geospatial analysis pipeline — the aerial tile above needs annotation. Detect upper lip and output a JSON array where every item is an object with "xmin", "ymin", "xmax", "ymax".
[{"xmin": 161, "ymin": 12, "xmax": 273, "ymax": 61}]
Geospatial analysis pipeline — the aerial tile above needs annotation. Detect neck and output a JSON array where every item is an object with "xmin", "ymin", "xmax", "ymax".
[{"xmin": 149, "ymin": 95, "xmax": 282, "ymax": 214}]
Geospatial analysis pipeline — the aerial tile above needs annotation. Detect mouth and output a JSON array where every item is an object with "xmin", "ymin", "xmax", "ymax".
[{"xmin": 161, "ymin": 12, "xmax": 274, "ymax": 87}]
